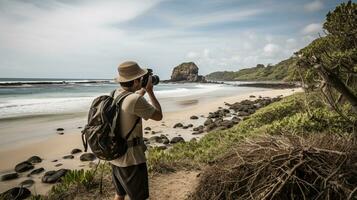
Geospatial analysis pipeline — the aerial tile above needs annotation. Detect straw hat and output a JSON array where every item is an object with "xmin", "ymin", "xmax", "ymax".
[{"xmin": 116, "ymin": 61, "xmax": 148, "ymax": 82}]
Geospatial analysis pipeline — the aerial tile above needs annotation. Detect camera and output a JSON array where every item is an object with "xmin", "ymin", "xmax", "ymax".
[{"xmin": 141, "ymin": 69, "xmax": 160, "ymax": 87}]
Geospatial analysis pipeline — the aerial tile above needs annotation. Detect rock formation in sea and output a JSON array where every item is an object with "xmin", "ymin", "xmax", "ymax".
[{"xmin": 169, "ymin": 62, "xmax": 206, "ymax": 82}]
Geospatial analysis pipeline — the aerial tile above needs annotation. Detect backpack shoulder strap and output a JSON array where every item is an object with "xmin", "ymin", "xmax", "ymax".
[{"xmin": 110, "ymin": 90, "xmax": 133, "ymax": 135}]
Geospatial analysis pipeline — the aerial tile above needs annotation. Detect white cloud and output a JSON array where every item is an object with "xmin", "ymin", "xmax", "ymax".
[
  {"xmin": 159, "ymin": 8, "xmax": 265, "ymax": 28},
  {"xmin": 301, "ymin": 23, "xmax": 322, "ymax": 35},
  {"xmin": 263, "ymin": 43, "xmax": 280, "ymax": 56},
  {"xmin": 187, "ymin": 51, "xmax": 198, "ymax": 58},
  {"xmin": 304, "ymin": 0, "xmax": 324, "ymax": 12}
]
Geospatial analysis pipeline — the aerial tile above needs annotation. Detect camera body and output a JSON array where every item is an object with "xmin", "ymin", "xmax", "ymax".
[{"xmin": 141, "ymin": 69, "xmax": 160, "ymax": 87}]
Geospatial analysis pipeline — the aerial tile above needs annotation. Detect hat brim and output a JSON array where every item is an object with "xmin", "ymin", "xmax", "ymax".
[{"xmin": 115, "ymin": 68, "xmax": 148, "ymax": 83}]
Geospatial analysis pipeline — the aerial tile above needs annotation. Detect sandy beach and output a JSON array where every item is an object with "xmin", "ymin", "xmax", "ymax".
[{"xmin": 0, "ymin": 88, "xmax": 301, "ymax": 195}]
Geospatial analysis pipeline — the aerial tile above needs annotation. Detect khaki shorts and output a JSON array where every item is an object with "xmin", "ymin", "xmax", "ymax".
[{"xmin": 111, "ymin": 163, "xmax": 149, "ymax": 200}]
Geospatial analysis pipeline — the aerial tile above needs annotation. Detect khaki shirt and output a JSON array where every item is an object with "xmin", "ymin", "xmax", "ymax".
[{"xmin": 110, "ymin": 88, "xmax": 156, "ymax": 167}]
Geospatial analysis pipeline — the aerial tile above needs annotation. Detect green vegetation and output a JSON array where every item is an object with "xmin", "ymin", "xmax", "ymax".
[
  {"xmin": 148, "ymin": 92, "xmax": 355, "ymax": 173},
  {"xmin": 206, "ymin": 56, "xmax": 299, "ymax": 81},
  {"xmin": 297, "ymin": 1, "xmax": 357, "ymax": 130}
]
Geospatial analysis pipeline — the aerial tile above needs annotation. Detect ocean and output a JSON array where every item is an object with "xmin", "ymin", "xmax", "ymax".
[{"xmin": 0, "ymin": 78, "xmax": 270, "ymax": 120}]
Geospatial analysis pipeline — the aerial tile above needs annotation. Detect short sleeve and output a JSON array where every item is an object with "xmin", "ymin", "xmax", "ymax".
[{"xmin": 133, "ymin": 95, "xmax": 156, "ymax": 120}]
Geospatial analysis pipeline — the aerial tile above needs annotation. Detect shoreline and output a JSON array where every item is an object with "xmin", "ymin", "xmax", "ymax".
[{"xmin": 0, "ymin": 88, "xmax": 302, "ymax": 195}]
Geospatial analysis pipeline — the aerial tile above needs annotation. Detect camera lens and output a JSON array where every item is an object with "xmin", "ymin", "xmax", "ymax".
[
  {"xmin": 151, "ymin": 75, "xmax": 160, "ymax": 85},
  {"xmin": 141, "ymin": 69, "xmax": 160, "ymax": 87}
]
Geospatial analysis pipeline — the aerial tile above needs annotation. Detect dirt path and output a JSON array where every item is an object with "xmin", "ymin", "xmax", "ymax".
[{"xmin": 149, "ymin": 171, "xmax": 200, "ymax": 200}]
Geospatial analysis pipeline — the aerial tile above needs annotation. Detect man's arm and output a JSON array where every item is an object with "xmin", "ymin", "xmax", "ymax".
[{"xmin": 145, "ymin": 76, "xmax": 163, "ymax": 121}]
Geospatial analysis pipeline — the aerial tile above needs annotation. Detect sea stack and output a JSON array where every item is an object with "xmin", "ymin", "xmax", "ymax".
[{"xmin": 170, "ymin": 62, "xmax": 206, "ymax": 82}]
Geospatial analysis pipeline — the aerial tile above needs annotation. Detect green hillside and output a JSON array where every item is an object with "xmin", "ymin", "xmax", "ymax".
[{"xmin": 206, "ymin": 56, "xmax": 299, "ymax": 81}]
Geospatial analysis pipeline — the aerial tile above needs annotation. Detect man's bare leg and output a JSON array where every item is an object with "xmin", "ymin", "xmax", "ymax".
[{"xmin": 114, "ymin": 194, "xmax": 125, "ymax": 200}]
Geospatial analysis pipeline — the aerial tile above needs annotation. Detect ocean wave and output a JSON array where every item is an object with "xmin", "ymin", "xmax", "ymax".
[{"xmin": 0, "ymin": 97, "xmax": 94, "ymax": 119}]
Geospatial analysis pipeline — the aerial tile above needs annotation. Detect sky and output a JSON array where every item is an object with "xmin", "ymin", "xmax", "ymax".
[{"xmin": 0, "ymin": 0, "xmax": 347, "ymax": 79}]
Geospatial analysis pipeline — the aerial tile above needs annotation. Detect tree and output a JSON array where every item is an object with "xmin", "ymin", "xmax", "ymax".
[{"xmin": 297, "ymin": 1, "xmax": 357, "ymax": 135}]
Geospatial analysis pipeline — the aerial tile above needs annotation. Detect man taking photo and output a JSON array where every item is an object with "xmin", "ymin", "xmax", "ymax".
[{"xmin": 110, "ymin": 61, "xmax": 163, "ymax": 200}]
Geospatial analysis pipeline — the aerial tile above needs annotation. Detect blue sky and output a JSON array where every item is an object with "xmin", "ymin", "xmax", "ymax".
[{"xmin": 0, "ymin": 0, "xmax": 347, "ymax": 79}]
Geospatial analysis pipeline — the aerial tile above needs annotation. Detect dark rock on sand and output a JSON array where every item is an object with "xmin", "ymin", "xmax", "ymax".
[
  {"xmin": 219, "ymin": 120, "xmax": 234, "ymax": 129},
  {"xmin": 42, "ymin": 169, "xmax": 69, "ymax": 183},
  {"xmin": 55, "ymin": 164, "xmax": 63, "ymax": 167},
  {"xmin": 190, "ymin": 115, "xmax": 199, "ymax": 120},
  {"xmin": 62, "ymin": 155, "xmax": 74, "ymax": 159},
  {"xmin": 190, "ymin": 138, "xmax": 197, "ymax": 142},
  {"xmin": 182, "ymin": 126, "xmax": 189, "ymax": 129},
  {"xmin": 80, "ymin": 153, "xmax": 96, "ymax": 161},
  {"xmin": 173, "ymin": 123, "xmax": 183, "ymax": 128},
  {"xmin": 187, "ymin": 124, "xmax": 193, "ymax": 127},
  {"xmin": 71, "ymin": 148, "xmax": 82, "ymax": 154},
  {"xmin": 28, "ymin": 167, "xmax": 45, "ymax": 176},
  {"xmin": 238, "ymin": 111, "xmax": 250, "ymax": 117},
  {"xmin": 144, "ymin": 127, "xmax": 151, "ymax": 131},
  {"xmin": 157, "ymin": 145, "xmax": 167, "ymax": 150},
  {"xmin": 57, "ymin": 132, "xmax": 64, "ymax": 135},
  {"xmin": 204, "ymin": 123, "xmax": 217, "ymax": 132},
  {"xmin": 52, "ymin": 159, "xmax": 58, "ymax": 162},
  {"xmin": 192, "ymin": 131, "xmax": 201, "ymax": 135},
  {"xmin": 151, "ymin": 131, "xmax": 156, "ymax": 134},
  {"xmin": 170, "ymin": 136, "xmax": 185, "ymax": 144},
  {"xmin": 15, "ymin": 161, "xmax": 34, "ymax": 173},
  {"xmin": 0, "ymin": 187, "xmax": 31, "ymax": 200},
  {"xmin": 19, "ymin": 179, "xmax": 35, "ymax": 188},
  {"xmin": 1, "ymin": 173, "xmax": 19, "ymax": 181},
  {"xmin": 249, "ymin": 95, "xmax": 256, "ymax": 98},
  {"xmin": 204, "ymin": 119, "xmax": 213, "ymax": 126},
  {"xmin": 56, "ymin": 128, "xmax": 64, "ymax": 131},
  {"xmin": 160, "ymin": 135, "xmax": 170, "ymax": 144},
  {"xmin": 27, "ymin": 156, "xmax": 42, "ymax": 164},
  {"xmin": 231, "ymin": 117, "xmax": 241, "ymax": 125},
  {"xmin": 149, "ymin": 136, "xmax": 162, "ymax": 143}
]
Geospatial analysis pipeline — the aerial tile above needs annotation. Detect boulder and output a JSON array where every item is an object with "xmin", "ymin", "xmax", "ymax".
[
  {"xmin": 144, "ymin": 127, "xmax": 151, "ymax": 131},
  {"xmin": 187, "ymin": 124, "xmax": 193, "ymax": 127},
  {"xmin": 170, "ymin": 137, "xmax": 185, "ymax": 144},
  {"xmin": 160, "ymin": 135, "xmax": 170, "ymax": 144},
  {"xmin": 1, "ymin": 173, "xmax": 19, "ymax": 181},
  {"xmin": 190, "ymin": 115, "xmax": 199, "ymax": 120},
  {"xmin": 41, "ymin": 169, "xmax": 69, "ymax": 183},
  {"xmin": 149, "ymin": 136, "xmax": 162, "ymax": 143},
  {"xmin": 15, "ymin": 161, "xmax": 34, "ymax": 173},
  {"xmin": 170, "ymin": 62, "xmax": 206, "ymax": 82},
  {"xmin": 56, "ymin": 128, "xmax": 64, "ymax": 131},
  {"xmin": 28, "ymin": 168, "xmax": 45, "ymax": 176},
  {"xmin": 173, "ymin": 123, "xmax": 183, "ymax": 128},
  {"xmin": 71, "ymin": 148, "xmax": 82, "ymax": 154},
  {"xmin": 19, "ymin": 179, "xmax": 35, "ymax": 188},
  {"xmin": 0, "ymin": 187, "xmax": 31, "ymax": 200},
  {"xmin": 62, "ymin": 155, "xmax": 74, "ymax": 159},
  {"xmin": 204, "ymin": 119, "xmax": 213, "ymax": 126},
  {"xmin": 156, "ymin": 145, "xmax": 167, "ymax": 150},
  {"xmin": 27, "ymin": 156, "xmax": 42, "ymax": 164},
  {"xmin": 80, "ymin": 153, "xmax": 96, "ymax": 161}
]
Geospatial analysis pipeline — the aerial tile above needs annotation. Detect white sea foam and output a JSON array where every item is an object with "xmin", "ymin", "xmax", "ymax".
[{"xmin": 0, "ymin": 97, "xmax": 94, "ymax": 119}]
